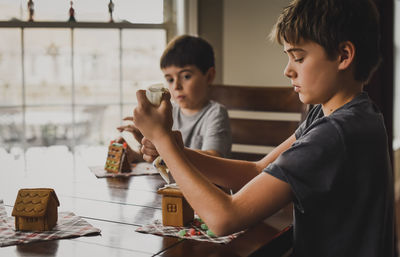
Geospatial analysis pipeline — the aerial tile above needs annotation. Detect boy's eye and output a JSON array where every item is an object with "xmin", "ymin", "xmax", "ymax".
[
  {"xmin": 165, "ymin": 77, "xmax": 174, "ymax": 83},
  {"xmin": 294, "ymin": 57, "xmax": 304, "ymax": 63},
  {"xmin": 183, "ymin": 74, "xmax": 192, "ymax": 80}
]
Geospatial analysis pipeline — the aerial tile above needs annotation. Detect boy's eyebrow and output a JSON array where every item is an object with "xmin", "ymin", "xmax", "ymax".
[
  {"xmin": 284, "ymin": 48, "xmax": 306, "ymax": 54},
  {"xmin": 163, "ymin": 67, "xmax": 194, "ymax": 77},
  {"xmin": 178, "ymin": 68, "xmax": 193, "ymax": 74}
]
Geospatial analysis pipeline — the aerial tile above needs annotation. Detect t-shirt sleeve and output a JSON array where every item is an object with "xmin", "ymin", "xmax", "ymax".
[
  {"xmin": 201, "ymin": 104, "xmax": 232, "ymax": 157},
  {"xmin": 264, "ymin": 119, "xmax": 345, "ymax": 213}
]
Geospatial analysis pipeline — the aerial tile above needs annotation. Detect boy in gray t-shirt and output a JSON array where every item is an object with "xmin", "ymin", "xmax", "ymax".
[
  {"xmin": 172, "ymin": 100, "xmax": 231, "ymax": 158},
  {"xmin": 119, "ymin": 35, "xmax": 231, "ymax": 160}
]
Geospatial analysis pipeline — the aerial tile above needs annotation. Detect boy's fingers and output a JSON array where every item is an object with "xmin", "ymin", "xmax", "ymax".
[
  {"xmin": 160, "ymin": 91, "xmax": 172, "ymax": 109},
  {"xmin": 141, "ymin": 137, "xmax": 155, "ymax": 147},
  {"xmin": 123, "ymin": 116, "xmax": 133, "ymax": 121},
  {"xmin": 161, "ymin": 91, "xmax": 171, "ymax": 102},
  {"xmin": 143, "ymin": 154, "xmax": 157, "ymax": 163},
  {"xmin": 117, "ymin": 125, "xmax": 129, "ymax": 131},
  {"xmin": 136, "ymin": 90, "xmax": 151, "ymax": 106},
  {"xmin": 141, "ymin": 144, "xmax": 158, "ymax": 157},
  {"xmin": 141, "ymin": 137, "xmax": 158, "ymax": 156}
]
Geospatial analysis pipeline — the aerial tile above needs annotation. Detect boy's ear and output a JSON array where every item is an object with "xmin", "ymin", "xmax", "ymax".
[
  {"xmin": 337, "ymin": 41, "xmax": 355, "ymax": 71},
  {"xmin": 206, "ymin": 67, "xmax": 216, "ymax": 84}
]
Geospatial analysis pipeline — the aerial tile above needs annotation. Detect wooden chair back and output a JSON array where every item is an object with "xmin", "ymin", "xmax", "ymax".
[{"xmin": 209, "ymin": 84, "xmax": 308, "ymax": 161}]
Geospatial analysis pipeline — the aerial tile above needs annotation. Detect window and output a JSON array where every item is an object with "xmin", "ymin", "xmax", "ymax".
[{"xmin": 0, "ymin": 0, "xmax": 174, "ymax": 154}]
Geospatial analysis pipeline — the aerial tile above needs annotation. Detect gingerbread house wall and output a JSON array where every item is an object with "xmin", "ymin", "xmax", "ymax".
[{"xmin": 161, "ymin": 196, "xmax": 194, "ymax": 227}]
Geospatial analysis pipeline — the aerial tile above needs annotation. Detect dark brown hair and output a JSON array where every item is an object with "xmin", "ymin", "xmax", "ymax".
[
  {"xmin": 271, "ymin": 0, "xmax": 381, "ymax": 83},
  {"xmin": 160, "ymin": 35, "xmax": 215, "ymax": 74}
]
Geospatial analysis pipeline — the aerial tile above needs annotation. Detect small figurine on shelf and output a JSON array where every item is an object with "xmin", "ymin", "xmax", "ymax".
[
  {"xmin": 108, "ymin": 0, "xmax": 115, "ymax": 23},
  {"xmin": 27, "ymin": 0, "xmax": 34, "ymax": 22},
  {"xmin": 68, "ymin": 0, "xmax": 76, "ymax": 22}
]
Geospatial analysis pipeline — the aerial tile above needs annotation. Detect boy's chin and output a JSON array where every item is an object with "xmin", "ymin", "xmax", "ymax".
[{"xmin": 298, "ymin": 94, "xmax": 312, "ymax": 105}]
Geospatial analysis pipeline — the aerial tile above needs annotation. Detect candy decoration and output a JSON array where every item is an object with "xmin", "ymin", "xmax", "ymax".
[
  {"xmin": 206, "ymin": 229, "xmax": 216, "ymax": 237},
  {"xmin": 200, "ymin": 223, "xmax": 208, "ymax": 230},
  {"xmin": 189, "ymin": 228, "xmax": 196, "ymax": 236},
  {"xmin": 178, "ymin": 229, "xmax": 187, "ymax": 237}
]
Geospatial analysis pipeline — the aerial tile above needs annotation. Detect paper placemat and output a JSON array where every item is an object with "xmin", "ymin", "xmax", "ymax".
[
  {"xmin": 0, "ymin": 201, "xmax": 101, "ymax": 247},
  {"xmin": 90, "ymin": 162, "xmax": 158, "ymax": 178},
  {"xmin": 136, "ymin": 219, "xmax": 244, "ymax": 244}
]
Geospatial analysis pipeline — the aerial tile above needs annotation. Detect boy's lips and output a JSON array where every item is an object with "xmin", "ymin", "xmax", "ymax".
[{"xmin": 293, "ymin": 85, "xmax": 300, "ymax": 92}]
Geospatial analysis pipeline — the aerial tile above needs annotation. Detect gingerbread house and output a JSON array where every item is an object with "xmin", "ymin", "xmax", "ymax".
[
  {"xmin": 157, "ymin": 185, "xmax": 194, "ymax": 226},
  {"xmin": 12, "ymin": 188, "xmax": 60, "ymax": 231},
  {"xmin": 105, "ymin": 141, "xmax": 131, "ymax": 173}
]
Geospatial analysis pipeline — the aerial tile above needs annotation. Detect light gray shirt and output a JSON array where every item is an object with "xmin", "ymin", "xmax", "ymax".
[{"xmin": 172, "ymin": 100, "xmax": 231, "ymax": 157}]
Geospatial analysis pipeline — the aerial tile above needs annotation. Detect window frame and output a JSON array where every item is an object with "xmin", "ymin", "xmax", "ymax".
[{"xmin": 0, "ymin": 0, "xmax": 176, "ymax": 151}]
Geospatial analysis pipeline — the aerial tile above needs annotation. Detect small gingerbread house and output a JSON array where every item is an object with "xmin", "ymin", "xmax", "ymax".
[
  {"xmin": 105, "ymin": 141, "xmax": 131, "ymax": 173},
  {"xmin": 157, "ymin": 185, "xmax": 194, "ymax": 226},
  {"xmin": 12, "ymin": 188, "xmax": 60, "ymax": 231}
]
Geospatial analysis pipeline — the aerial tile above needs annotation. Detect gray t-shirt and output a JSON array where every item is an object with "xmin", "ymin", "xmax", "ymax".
[
  {"xmin": 264, "ymin": 92, "xmax": 394, "ymax": 257},
  {"xmin": 172, "ymin": 100, "xmax": 231, "ymax": 157}
]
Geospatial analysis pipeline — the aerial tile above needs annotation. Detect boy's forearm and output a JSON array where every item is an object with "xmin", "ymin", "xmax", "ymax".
[
  {"xmin": 154, "ymin": 133, "xmax": 239, "ymax": 234},
  {"xmin": 182, "ymin": 148, "xmax": 261, "ymax": 191}
]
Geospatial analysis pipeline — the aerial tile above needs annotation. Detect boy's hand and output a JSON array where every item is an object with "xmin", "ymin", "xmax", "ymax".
[
  {"xmin": 117, "ymin": 116, "xmax": 144, "ymax": 143},
  {"xmin": 141, "ymin": 137, "xmax": 159, "ymax": 162},
  {"xmin": 133, "ymin": 90, "xmax": 173, "ymax": 142},
  {"xmin": 141, "ymin": 130, "xmax": 184, "ymax": 162}
]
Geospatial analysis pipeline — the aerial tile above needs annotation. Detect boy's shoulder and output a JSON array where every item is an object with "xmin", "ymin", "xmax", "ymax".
[{"xmin": 298, "ymin": 92, "xmax": 385, "ymax": 142}]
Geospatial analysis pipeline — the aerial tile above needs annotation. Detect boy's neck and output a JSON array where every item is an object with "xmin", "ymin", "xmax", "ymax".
[
  {"xmin": 321, "ymin": 80, "xmax": 363, "ymax": 116},
  {"xmin": 180, "ymin": 100, "xmax": 209, "ymax": 116}
]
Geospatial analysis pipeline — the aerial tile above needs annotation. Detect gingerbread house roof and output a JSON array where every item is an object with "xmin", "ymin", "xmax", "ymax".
[
  {"xmin": 12, "ymin": 188, "xmax": 60, "ymax": 217},
  {"xmin": 157, "ymin": 185, "xmax": 183, "ymax": 197}
]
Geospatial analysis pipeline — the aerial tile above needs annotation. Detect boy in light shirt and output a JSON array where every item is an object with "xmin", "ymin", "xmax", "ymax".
[{"xmin": 119, "ymin": 35, "xmax": 231, "ymax": 162}]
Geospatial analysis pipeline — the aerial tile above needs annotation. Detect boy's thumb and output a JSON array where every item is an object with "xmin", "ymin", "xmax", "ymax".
[
  {"xmin": 159, "ymin": 91, "xmax": 172, "ymax": 111},
  {"xmin": 161, "ymin": 91, "xmax": 171, "ymax": 102}
]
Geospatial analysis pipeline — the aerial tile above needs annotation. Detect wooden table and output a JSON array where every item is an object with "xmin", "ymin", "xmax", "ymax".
[{"xmin": 0, "ymin": 146, "xmax": 292, "ymax": 257}]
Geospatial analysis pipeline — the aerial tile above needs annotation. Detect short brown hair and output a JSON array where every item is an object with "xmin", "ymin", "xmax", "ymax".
[
  {"xmin": 160, "ymin": 35, "xmax": 215, "ymax": 74},
  {"xmin": 271, "ymin": 0, "xmax": 381, "ymax": 83}
]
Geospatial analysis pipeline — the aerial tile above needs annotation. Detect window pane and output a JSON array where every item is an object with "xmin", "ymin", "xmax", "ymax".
[
  {"xmin": 24, "ymin": 106, "xmax": 73, "ymax": 148},
  {"xmin": 24, "ymin": 29, "xmax": 72, "ymax": 105},
  {"xmin": 75, "ymin": 0, "xmax": 164, "ymax": 23},
  {"xmin": 75, "ymin": 104, "xmax": 121, "ymax": 146},
  {"xmin": 26, "ymin": 0, "xmax": 70, "ymax": 22},
  {"xmin": 122, "ymin": 29, "xmax": 165, "ymax": 104},
  {"xmin": 74, "ymin": 29, "xmax": 119, "ymax": 104},
  {"xmin": 73, "ymin": 0, "xmax": 109, "ymax": 22},
  {"xmin": 101, "ymin": 105, "xmax": 121, "ymax": 144},
  {"xmin": 0, "ymin": 29, "xmax": 22, "ymax": 106},
  {"xmin": 0, "ymin": 107, "xmax": 23, "ymax": 151},
  {"xmin": 0, "ymin": 0, "xmax": 164, "ymax": 23},
  {"xmin": 75, "ymin": 105, "xmax": 110, "ymax": 145},
  {"xmin": 115, "ymin": 0, "xmax": 164, "ymax": 23},
  {"xmin": 122, "ymin": 104, "xmax": 135, "ymax": 119},
  {"xmin": 0, "ymin": 0, "xmax": 23, "ymax": 21}
]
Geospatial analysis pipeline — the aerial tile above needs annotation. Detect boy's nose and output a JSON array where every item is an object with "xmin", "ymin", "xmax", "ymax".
[
  {"xmin": 172, "ymin": 80, "xmax": 182, "ymax": 90},
  {"xmin": 284, "ymin": 63, "xmax": 296, "ymax": 79}
]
